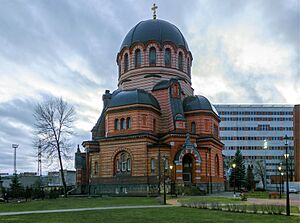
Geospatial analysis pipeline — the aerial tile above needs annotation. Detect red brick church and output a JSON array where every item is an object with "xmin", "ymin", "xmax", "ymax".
[{"xmin": 75, "ymin": 11, "xmax": 224, "ymax": 195}]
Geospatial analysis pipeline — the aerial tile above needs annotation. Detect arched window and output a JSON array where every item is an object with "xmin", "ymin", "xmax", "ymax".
[
  {"xmin": 149, "ymin": 47, "xmax": 156, "ymax": 66},
  {"xmin": 164, "ymin": 48, "xmax": 171, "ymax": 66},
  {"xmin": 135, "ymin": 49, "xmax": 141, "ymax": 68},
  {"xmin": 124, "ymin": 53, "xmax": 129, "ymax": 72},
  {"xmin": 121, "ymin": 118, "xmax": 126, "ymax": 129},
  {"xmin": 115, "ymin": 151, "xmax": 131, "ymax": 175},
  {"xmin": 187, "ymin": 58, "xmax": 191, "ymax": 76},
  {"xmin": 126, "ymin": 117, "xmax": 132, "ymax": 129},
  {"xmin": 178, "ymin": 52, "xmax": 183, "ymax": 71},
  {"xmin": 215, "ymin": 155, "xmax": 220, "ymax": 176},
  {"xmin": 191, "ymin": 122, "xmax": 196, "ymax": 134},
  {"xmin": 115, "ymin": 119, "xmax": 120, "ymax": 130}
]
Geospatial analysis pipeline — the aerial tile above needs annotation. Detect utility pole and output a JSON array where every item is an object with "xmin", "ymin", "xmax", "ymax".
[{"xmin": 12, "ymin": 144, "xmax": 19, "ymax": 175}]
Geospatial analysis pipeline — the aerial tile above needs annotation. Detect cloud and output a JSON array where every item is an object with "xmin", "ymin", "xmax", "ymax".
[{"xmin": 0, "ymin": 0, "xmax": 298, "ymax": 173}]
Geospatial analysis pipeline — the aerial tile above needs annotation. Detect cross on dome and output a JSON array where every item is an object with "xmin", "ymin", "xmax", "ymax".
[{"xmin": 151, "ymin": 3, "xmax": 158, "ymax": 20}]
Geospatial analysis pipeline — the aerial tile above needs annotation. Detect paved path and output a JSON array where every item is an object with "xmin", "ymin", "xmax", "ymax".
[{"xmin": 0, "ymin": 205, "xmax": 178, "ymax": 216}]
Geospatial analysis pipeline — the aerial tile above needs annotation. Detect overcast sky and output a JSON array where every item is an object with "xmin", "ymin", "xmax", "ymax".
[{"xmin": 0, "ymin": 0, "xmax": 299, "ymax": 174}]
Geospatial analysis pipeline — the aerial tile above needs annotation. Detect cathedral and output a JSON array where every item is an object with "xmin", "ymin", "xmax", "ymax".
[{"xmin": 75, "ymin": 9, "xmax": 224, "ymax": 195}]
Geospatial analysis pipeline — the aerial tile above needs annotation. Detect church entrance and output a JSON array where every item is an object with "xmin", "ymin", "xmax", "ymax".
[{"xmin": 182, "ymin": 155, "xmax": 193, "ymax": 183}]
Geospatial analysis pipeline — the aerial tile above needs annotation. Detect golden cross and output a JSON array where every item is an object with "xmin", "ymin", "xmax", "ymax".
[{"xmin": 151, "ymin": 3, "xmax": 158, "ymax": 20}]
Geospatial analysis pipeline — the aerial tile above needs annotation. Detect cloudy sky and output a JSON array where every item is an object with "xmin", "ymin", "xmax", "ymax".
[{"xmin": 0, "ymin": 0, "xmax": 299, "ymax": 174}]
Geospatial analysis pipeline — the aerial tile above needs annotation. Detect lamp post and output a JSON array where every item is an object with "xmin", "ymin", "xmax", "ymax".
[
  {"xmin": 169, "ymin": 165, "xmax": 173, "ymax": 197},
  {"xmin": 232, "ymin": 163, "xmax": 236, "ymax": 197},
  {"xmin": 263, "ymin": 139, "xmax": 268, "ymax": 191},
  {"xmin": 278, "ymin": 164, "xmax": 282, "ymax": 198},
  {"xmin": 283, "ymin": 135, "xmax": 290, "ymax": 216},
  {"xmin": 280, "ymin": 172, "xmax": 284, "ymax": 199},
  {"xmin": 163, "ymin": 156, "xmax": 167, "ymax": 205}
]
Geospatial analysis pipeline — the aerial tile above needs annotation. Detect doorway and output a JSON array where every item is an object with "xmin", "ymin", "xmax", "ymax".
[{"xmin": 182, "ymin": 155, "xmax": 193, "ymax": 183}]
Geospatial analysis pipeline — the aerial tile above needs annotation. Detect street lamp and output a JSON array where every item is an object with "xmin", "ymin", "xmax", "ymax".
[
  {"xmin": 163, "ymin": 156, "xmax": 167, "ymax": 205},
  {"xmin": 278, "ymin": 164, "xmax": 282, "ymax": 198},
  {"xmin": 280, "ymin": 172, "xmax": 284, "ymax": 199},
  {"xmin": 263, "ymin": 139, "xmax": 268, "ymax": 191},
  {"xmin": 232, "ymin": 163, "xmax": 236, "ymax": 197},
  {"xmin": 283, "ymin": 135, "xmax": 290, "ymax": 216},
  {"xmin": 169, "ymin": 165, "xmax": 174, "ymax": 197}
]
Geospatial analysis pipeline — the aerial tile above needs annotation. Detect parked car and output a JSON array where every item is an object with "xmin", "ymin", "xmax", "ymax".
[{"xmin": 289, "ymin": 186, "xmax": 298, "ymax": 193}]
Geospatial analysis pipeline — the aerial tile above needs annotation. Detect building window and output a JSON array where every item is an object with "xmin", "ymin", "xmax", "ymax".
[
  {"xmin": 213, "ymin": 124, "xmax": 218, "ymax": 137},
  {"xmin": 164, "ymin": 158, "xmax": 168, "ymax": 170},
  {"xmin": 164, "ymin": 48, "xmax": 171, "ymax": 66},
  {"xmin": 191, "ymin": 122, "xmax": 196, "ymax": 134},
  {"xmin": 135, "ymin": 49, "xmax": 141, "ymax": 68},
  {"xmin": 94, "ymin": 161, "xmax": 99, "ymax": 175},
  {"xmin": 116, "ymin": 159, "xmax": 120, "ymax": 172},
  {"xmin": 215, "ymin": 155, "xmax": 220, "ymax": 176},
  {"xmin": 115, "ymin": 119, "xmax": 120, "ymax": 130},
  {"xmin": 124, "ymin": 53, "xmax": 129, "ymax": 72},
  {"xmin": 115, "ymin": 151, "xmax": 131, "ymax": 175},
  {"xmin": 153, "ymin": 118, "xmax": 156, "ymax": 131},
  {"xmin": 151, "ymin": 159, "xmax": 155, "ymax": 174},
  {"xmin": 126, "ymin": 117, "xmax": 131, "ymax": 129},
  {"xmin": 121, "ymin": 118, "xmax": 126, "ymax": 129},
  {"xmin": 178, "ymin": 52, "xmax": 183, "ymax": 71},
  {"xmin": 149, "ymin": 47, "xmax": 156, "ymax": 66},
  {"xmin": 142, "ymin": 114, "xmax": 147, "ymax": 126},
  {"xmin": 127, "ymin": 159, "xmax": 131, "ymax": 171}
]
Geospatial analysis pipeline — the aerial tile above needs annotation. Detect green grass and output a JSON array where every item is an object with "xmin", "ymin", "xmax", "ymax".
[
  {"xmin": 0, "ymin": 197, "xmax": 159, "ymax": 213},
  {"xmin": 246, "ymin": 191, "xmax": 286, "ymax": 199},
  {"xmin": 178, "ymin": 196, "xmax": 242, "ymax": 204},
  {"xmin": 0, "ymin": 207, "xmax": 298, "ymax": 223}
]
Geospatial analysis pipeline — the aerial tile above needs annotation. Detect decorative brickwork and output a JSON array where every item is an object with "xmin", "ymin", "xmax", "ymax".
[{"xmin": 75, "ymin": 18, "xmax": 224, "ymax": 196}]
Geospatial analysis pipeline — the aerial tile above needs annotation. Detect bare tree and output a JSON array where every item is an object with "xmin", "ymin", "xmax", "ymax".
[
  {"xmin": 34, "ymin": 97, "xmax": 76, "ymax": 197},
  {"xmin": 254, "ymin": 160, "xmax": 266, "ymax": 190}
]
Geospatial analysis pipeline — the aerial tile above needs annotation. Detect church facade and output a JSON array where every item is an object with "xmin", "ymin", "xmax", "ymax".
[{"xmin": 75, "ymin": 16, "xmax": 224, "ymax": 195}]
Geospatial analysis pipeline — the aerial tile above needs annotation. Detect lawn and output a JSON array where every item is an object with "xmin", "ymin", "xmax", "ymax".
[
  {"xmin": 0, "ymin": 207, "xmax": 298, "ymax": 223},
  {"xmin": 0, "ymin": 197, "xmax": 159, "ymax": 212},
  {"xmin": 246, "ymin": 191, "xmax": 286, "ymax": 199},
  {"xmin": 178, "ymin": 196, "xmax": 242, "ymax": 204}
]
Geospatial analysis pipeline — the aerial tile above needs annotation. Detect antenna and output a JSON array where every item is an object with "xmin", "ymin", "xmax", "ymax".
[{"xmin": 12, "ymin": 144, "xmax": 19, "ymax": 175}]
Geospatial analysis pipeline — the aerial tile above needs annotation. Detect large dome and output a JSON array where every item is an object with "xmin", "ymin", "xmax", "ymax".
[
  {"xmin": 108, "ymin": 89, "xmax": 160, "ymax": 109},
  {"xmin": 120, "ymin": 19, "xmax": 189, "ymax": 51}
]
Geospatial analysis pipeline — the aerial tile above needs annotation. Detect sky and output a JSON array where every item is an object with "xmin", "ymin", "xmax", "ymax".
[{"xmin": 0, "ymin": 0, "xmax": 299, "ymax": 174}]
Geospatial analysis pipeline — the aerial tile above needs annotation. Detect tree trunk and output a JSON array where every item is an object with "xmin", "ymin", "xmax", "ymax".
[{"xmin": 58, "ymin": 146, "xmax": 67, "ymax": 197}]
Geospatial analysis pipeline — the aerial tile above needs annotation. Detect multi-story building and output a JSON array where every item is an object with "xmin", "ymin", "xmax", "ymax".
[{"xmin": 214, "ymin": 104, "xmax": 295, "ymax": 189}]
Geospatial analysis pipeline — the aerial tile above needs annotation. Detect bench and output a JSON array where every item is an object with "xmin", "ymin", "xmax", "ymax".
[{"xmin": 268, "ymin": 192, "xmax": 280, "ymax": 199}]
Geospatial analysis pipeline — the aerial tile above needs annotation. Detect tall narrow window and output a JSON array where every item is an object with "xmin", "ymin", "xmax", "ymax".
[
  {"xmin": 151, "ymin": 159, "xmax": 155, "ymax": 174},
  {"xmin": 127, "ymin": 159, "xmax": 131, "ymax": 171},
  {"xmin": 191, "ymin": 122, "xmax": 196, "ymax": 134},
  {"xmin": 115, "ymin": 119, "xmax": 120, "ymax": 130},
  {"xmin": 135, "ymin": 49, "xmax": 141, "ymax": 68},
  {"xmin": 126, "ymin": 117, "xmax": 132, "ymax": 129},
  {"xmin": 215, "ymin": 155, "xmax": 220, "ymax": 176},
  {"xmin": 178, "ymin": 52, "xmax": 183, "ymax": 71},
  {"xmin": 124, "ymin": 53, "xmax": 129, "ymax": 72},
  {"xmin": 164, "ymin": 158, "xmax": 168, "ymax": 170},
  {"xmin": 164, "ymin": 48, "xmax": 171, "ymax": 66},
  {"xmin": 116, "ymin": 159, "xmax": 120, "ymax": 172},
  {"xmin": 153, "ymin": 118, "xmax": 156, "ymax": 131},
  {"xmin": 94, "ymin": 161, "xmax": 99, "ymax": 175},
  {"xmin": 121, "ymin": 118, "xmax": 126, "ymax": 129},
  {"xmin": 149, "ymin": 47, "xmax": 156, "ymax": 66}
]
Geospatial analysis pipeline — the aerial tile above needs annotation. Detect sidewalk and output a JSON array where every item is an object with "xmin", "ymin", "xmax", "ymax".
[{"xmin": 0, "ymin": 205, "xmax": 177, "ymax": 216}]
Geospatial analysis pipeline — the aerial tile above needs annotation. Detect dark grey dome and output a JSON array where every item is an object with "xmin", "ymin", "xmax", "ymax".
[
  {"xmin": 183, "ymin": 95, "xmax": 219, "ymax": 115},
  {"xmin": 120, "ymin": 19, "xmax": 189, "ymax": 51},
  {"xmin": 108, "ymin": 89, "xmax": 160, "ymax": 109}
]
